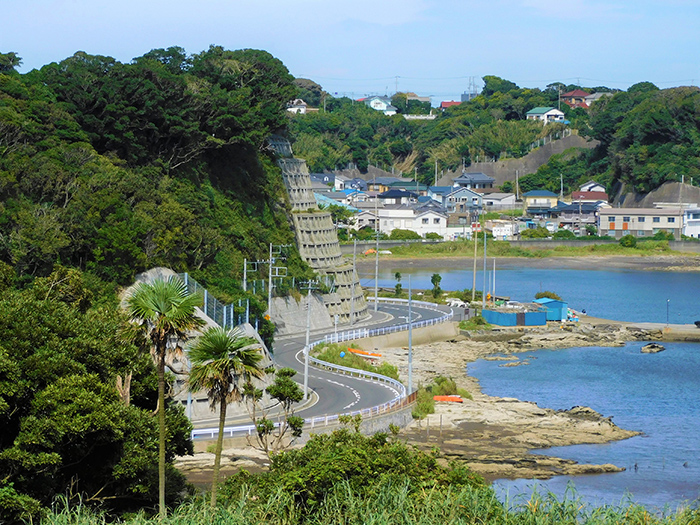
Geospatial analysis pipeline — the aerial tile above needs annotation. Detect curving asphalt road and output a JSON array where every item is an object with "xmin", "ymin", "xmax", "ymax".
[
  {"xmin": 190, "ymin": 301, "xmax": 450, "ymax": 431},
  {"xmin": 272, "ymin": 301, "xmax": 447, "ymax": 418}
]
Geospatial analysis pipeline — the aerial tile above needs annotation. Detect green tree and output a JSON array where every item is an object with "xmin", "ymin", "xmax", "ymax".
[
  {"xmin": 126, "ymin": 277, "xmax": 204, "ymax": 518},
  {"xmin": 187, "ymin": 326, "xmax": 265, "ymax": 507},
  {"xmin": 0, "ymin": 52, "xmax": 21, "ymax": 73},
  {"xmin": 244, "ymin": 367, "xmax": 304, "ymax": 459},
  {"xmin": 535, "ymin": 290, "xmax": 562, "ymax": 301},
  {"xmin": 431, "ymin": 273, "xmax": 442, "ymax": 298},
  {"xmin": 394, "ymin": 271, "xmax": 402, "ymax": 297}
]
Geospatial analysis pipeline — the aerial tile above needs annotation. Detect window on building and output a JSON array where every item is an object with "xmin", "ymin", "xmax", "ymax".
[
  {"xmin": 433, "ymin": 218, "xmax": 440, "ymax": 224},
  {"xmin": 422, "ymin": 218, "xmax": 429, "ymax": 224},
  {"xmin": 653, "ymin": 217, "xmax": 660, "ymax": 223},
  {"xmin": 668, "ymin": 217, "xmax": 675, "ymax": 223},
  {"xmin": 638, "ymin": 231, "xmax": 645, "ymax": 236},
  {"xmin": 623, "ymin": 216, "xmax": 630, "ymax": 222},
  {"xmin": 608, "ymin": 216, "xmax": 616, "ymax": 222},
  {"xmin": 638, "ymin": 217, "xmax": 645, "ymax": 222}
]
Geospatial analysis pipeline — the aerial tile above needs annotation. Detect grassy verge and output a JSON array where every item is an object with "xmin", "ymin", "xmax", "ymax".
[
  {"xmin": 311, "ymin": 342, "xmax": 399, "ymax": 380},
  {"xmin": 459, "ymin": 315, "xmax": 492, "ymax": 331},
  {"xmin": 379, "ymin": 239, "xmax": 676, "ymax": 259},
  {"xmin": 413, "ymin": 376, "xmax": 473, "ymax": 419}
]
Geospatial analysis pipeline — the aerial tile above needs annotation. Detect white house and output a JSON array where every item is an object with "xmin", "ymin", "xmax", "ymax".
[
  {"xmin": 334, "ymin": 174, "xmax": 349, "ymax": 191},
  {"xmin": 286, "ymin": 99, "xmax": 308, "ymax": 114},
  {"xmin": 486, "ymin": 219, "xmax": 520, "ymax": 240},
  {"xmin": 598, "ymin": 208, "xmax": 685, "ymax": 239},
  {"xmin": 525, "ymin": 107, "xmax": 565, "ymax": 124},
  {"xmin": 351, "ymin": 203, "xmax": 449, "ymax": 239},
  {"xmin": 481, "ymin": 192, "xmax": 516, "ymax": 209},
  {"xmin": 684, "ymin": 207, "xmax": 700, "ymax": 238},
  {"xmin": 362, "ymin": 96, "xmax": 397, "ymax": 116},
  {"xmin": 580, "ymin": 180, "xmax": 606, "ymax": 193}
]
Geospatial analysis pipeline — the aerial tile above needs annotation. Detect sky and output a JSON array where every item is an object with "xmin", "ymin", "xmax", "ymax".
[{"xmin": 4, "ymin": 0, "xmax": 700, "ymax": 104}]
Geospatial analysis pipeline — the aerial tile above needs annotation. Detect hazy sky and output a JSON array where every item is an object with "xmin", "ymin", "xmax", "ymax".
[{"xmin": 4, "ymin": 0, "xmax": 700, "ymax": 103}]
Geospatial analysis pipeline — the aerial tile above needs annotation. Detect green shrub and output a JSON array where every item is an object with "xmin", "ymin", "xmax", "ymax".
[
  {"xmin": 619, "ymin": 234, "xmax": 637, "ymax": 247},
  {"xmin": 389, "ymin": 228, "xmax": 421, "ymax": 240},
  {"xmin": 553, "ymin": 229, "xmax": 576, "ymax": 239}
]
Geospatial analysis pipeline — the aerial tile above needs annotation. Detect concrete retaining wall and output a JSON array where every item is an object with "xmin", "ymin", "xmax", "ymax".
[{"xmin": 360, "ymin": 322, "xmax": 462, "ymax": 351}]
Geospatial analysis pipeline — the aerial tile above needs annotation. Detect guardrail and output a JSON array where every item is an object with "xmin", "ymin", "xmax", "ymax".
[
  {"xmin": 192, "ymin": 391, "xmax": 418, "ymax": 440},
  {"xmin": 191, "ymin": 298, "xmax": 453, "ymax": 440}
]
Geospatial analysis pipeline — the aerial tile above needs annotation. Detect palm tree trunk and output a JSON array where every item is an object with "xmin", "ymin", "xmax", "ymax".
[
  {"xmin": 158, "ymin": 352, "xmax": 167, "ymax": 518},
  {"xmin": 211, "ymin": 398, "xmax": 227, "ymax": 508}
]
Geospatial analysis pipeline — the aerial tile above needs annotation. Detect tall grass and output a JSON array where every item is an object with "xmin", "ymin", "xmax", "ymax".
[{"xmin": 39, "ymin": 485, "xmax": 699, "ymax": 525}]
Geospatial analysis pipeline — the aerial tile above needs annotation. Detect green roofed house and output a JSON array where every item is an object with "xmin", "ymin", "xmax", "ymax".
[{"xmin": 526, "ymin": 106, "xmax": 565, "ymax": 124}]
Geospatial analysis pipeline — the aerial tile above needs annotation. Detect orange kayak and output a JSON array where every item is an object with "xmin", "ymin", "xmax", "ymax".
[
  {"xmin": 347, "ymin": 348, "xmax": 382, "ymax": 357},
  {"xmin": 433, "ymin": 395, "xmax": 463, "ymax": 403}
]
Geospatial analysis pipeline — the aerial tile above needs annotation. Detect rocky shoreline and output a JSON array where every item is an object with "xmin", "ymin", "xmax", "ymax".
[{"xmin": 383, "ymin": 320, "xmax": 655, "ymax": 481}]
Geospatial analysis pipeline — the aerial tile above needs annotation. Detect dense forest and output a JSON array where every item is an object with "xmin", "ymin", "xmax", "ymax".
[
  {"xmin": 0, "ymin": 46, "xmax": 312, "ymax": 520},
  {"xmin": 289, "ymin": 76, "xmax": 700, "ymax": 196}
]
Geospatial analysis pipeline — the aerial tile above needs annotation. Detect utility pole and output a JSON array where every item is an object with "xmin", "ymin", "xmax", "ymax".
[
  {"xmin": 408, "ymin": 275, "xmax": 413, "ymax": 394},
  {"xmin": 374, "ymin": 176, "xmax": 379, "ymax": 312},
  {"xmin": 482, "ymin": 226, "xmax": 487, "ymax": 309},
  {"xmin": 434, "ymin": 159, "xmax": 438, "ymax": 186},
  {"xmin": 351, "ymin": 239, "xmax": 357, "ymax": 325},
  {"xmin": 472, "ymin": 214, "xmax": 478, "ymax": 302},
  {"xmin": 301, "ymin": 280, "xmax": 319, "ymax": 400}
]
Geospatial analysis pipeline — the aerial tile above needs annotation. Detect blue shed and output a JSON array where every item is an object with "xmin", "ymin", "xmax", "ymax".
[
  {"xmin": 533, "ymin": 298, "xmax": 568, "ymax": 321},
  {"xmin": 482, "ymin": 309, "xmax": 547, "ymax": 327}
]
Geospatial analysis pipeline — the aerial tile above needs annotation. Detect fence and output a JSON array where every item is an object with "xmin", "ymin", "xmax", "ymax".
[{"xmin": 190, "ymin": 298, "xmax": 453, "ymax": 440}]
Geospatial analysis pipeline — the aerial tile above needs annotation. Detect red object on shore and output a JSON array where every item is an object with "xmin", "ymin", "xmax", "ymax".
[
  {"xmin": 347, "ymin": 348, "xmax": 382, "ymax": 357},
  {"xmin": 433, "ymin": 395, "xmax": 463, "ymax": 403}
]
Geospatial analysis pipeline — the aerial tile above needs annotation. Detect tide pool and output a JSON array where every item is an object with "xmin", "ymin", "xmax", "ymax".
[{"xmin": 468, "ymin": 342, "xmax": 700, "ymax": 510}]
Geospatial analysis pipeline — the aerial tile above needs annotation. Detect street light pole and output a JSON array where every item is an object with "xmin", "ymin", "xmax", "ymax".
[{"xmin": 408, "ymin": 275, "xmax": 413, "ymax": 394}]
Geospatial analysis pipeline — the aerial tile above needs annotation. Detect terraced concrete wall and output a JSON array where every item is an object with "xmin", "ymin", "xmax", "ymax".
[{"xmin": 269, "ymin": 137, "xmax": 368, "ymax": 323}]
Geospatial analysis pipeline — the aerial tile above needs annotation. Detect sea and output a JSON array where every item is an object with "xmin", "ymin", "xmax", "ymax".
[{"xmin": 362, "ymin": 264, "xmax": 700, "ymax": 510}]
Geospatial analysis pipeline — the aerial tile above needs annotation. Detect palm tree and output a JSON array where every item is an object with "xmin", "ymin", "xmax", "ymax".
[
  {"xmin": 126, "ymin": 277, "xmax": 203, "ymax": 518},
  {"xmin": 187, "ymin": 326, "xmax": 265, "ymax": 507}
]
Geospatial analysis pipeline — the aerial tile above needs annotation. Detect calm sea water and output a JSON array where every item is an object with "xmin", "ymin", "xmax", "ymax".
[
  {"xmin": 469, "ymin": 342, "xmax": 700, "ymax": 510},
  {"xmin": 362, "ymin": 265, "xmax": 700, "ymax": 324}
]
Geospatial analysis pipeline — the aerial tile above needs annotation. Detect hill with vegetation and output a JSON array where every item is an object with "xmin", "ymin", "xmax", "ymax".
[
  {"xmin": 288, "ymin": 76, "xmax": 700, "ymax": 198},
  {"xmin": 0, "ymin": 46, "xmax": 315, "ymax": 520}
]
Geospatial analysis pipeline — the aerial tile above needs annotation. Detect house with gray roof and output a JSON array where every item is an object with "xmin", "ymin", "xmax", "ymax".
[{"xmin": 452, "ymin": 172, "xmax": 495, "ymax": 190}]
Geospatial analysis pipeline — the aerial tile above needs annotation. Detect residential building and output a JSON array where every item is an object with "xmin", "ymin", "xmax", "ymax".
[
  {"xmin": 361, "ymin": 96, "xmax": 397, "ymax": 116},
  {"xmin": 481, "ymin": 192, "xmax": 517, "ymax": 209},
  {"xmin": 560, "ymin": 89, "xmax": 590, "ymax": 109},
  {"xmin": 351, "ymin": 202, "xmax": 449, "ymax": 239},
  {"xmin": 286, "ymin": 99, "xmax": 308, "ymax": 114},
  {"xmin": 440, "ymin": 101, "xmax": 461, "ymax": 110},
  {"xmin": 556, "ymin": 201, "xmax": 602, "ymax": 233},
  {"xmin": 486, "ymin": 219, "xmax": 520, "ymax": 240},
  {"xmin": 523, "ymin": 190, "xmax": 559, "ymax": 217},
  {"xmin": 445, "ymin": 187, "xmax": 483, "ymax": 213},
  {"xmin": 525, "ymin": 107, "xmax": 566, "ymax": 124},
  {"xmin": 683, "ymin": 207, "xmax": 700, "ymax": 238},
  {"xmin": 598, "ymin": 208, "xmax": 685, "ymax": 239},
  {"xmin": 452, "ymin": 171, "xmax": 495, "ymax": 190},
  {"xmin": 579, "ymin": 180, "xmax": 606, "ymax": 193},
  {"xmin": 571, "ymin": 190, "xmax": 608, "ymax": 203},
  {"xmin": 427, "ymin": 186, "xmax": 454, "ymax": 205},
  {"xmin": 377, "ymin": 188, "xmax": 418, "ymax": 205},
  {"xmin": 584, "ymin": 92, "xmax": 613, "ymax": 107},
  {"xmin": 367, "ymin": 176, "xmax": 407, "ymax": 192}
]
